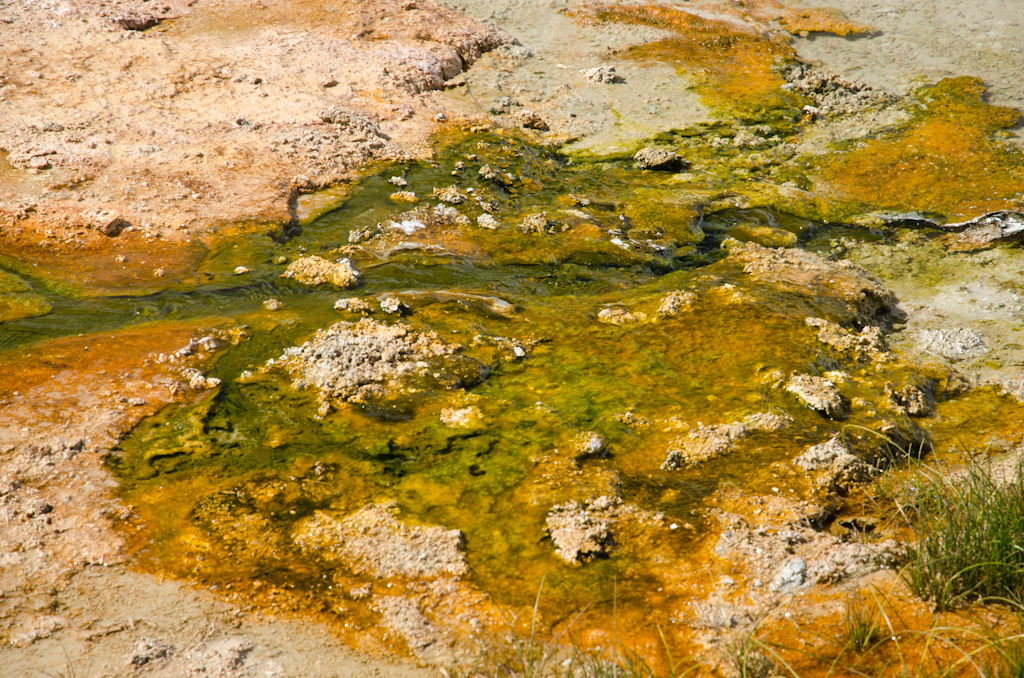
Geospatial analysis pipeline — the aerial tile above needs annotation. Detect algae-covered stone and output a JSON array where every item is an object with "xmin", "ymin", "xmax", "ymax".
[
  {"xmin": 477, "ymin": 214, "xmax": 499, "ymax": 230},
  {"xmin": 519, "ymin": 211, "xmax": 552, "ymax": 234},
  {"xmin": 805, "ymin": 317, "xmax": 889, "ymax": 362},
  {"xmin": 730, "ymin": 224, "xmax": 798, "ymax": 248},
  {"xmin": 634, "ymin": 147, "xmax": 687, "ymax": 172},
  {"xmin": 440, "ymin": 406, "xmax": 482, "ymax": 427},
  {"xmin": 334, "ymin": 297, "xmax": 374, "ymax": 314},
  {"xmin": 281, "ymin": 256, "xmax": 360, "ymax": 288},
  {"xmin": 794, "ymin": 435, "xmax": 852, "ymax": 471},
  {"xmin": 270, "ymin": 318, "xmax": 488, "ymax": 405},
  {"xmin": 662, "ymin": 413, "xmax": 792, "ymax": 469},
  {"xmin": 574, "ymin": 431, "xmax": 608, "ymax": 461},
  {"xmin": 597, "ymin": 307, "xmax": 645, "ymax": 325},
  {"xmin": 731, "ymin": 242, "xmax": 899, "ymax": 325},
  {"xmin": 884, "ymin": 383, "xmax": 934, "ymax": 417},
  {"xmin": 390, "ymin": 190, "xmax": 419, "ymax": 203},
  {"xmin": 432, "ymin": 185, "xmax": 466, "ymax": 204},
  {"xmin": 0, "ymin": 269, "xmax": 52, "ymax": 323},
  {"xmin": 794, "ymin": 435, "xmax": 876, "ymax": 491},
  {"xmin": 658, "ymin": 290, "xmax": 696, "ymax": 317},
  {"xmin": 786, "ymin": 375, "xmax": 844, "ymax": 417}
]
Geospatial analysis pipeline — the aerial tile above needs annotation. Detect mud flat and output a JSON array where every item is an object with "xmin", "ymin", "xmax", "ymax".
[{"xmin": 3, "ymin": 0, "xmax": 1024, "ymax": 676}]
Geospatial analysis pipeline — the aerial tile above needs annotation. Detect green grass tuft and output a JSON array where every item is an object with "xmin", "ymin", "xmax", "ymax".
[{"xmin": 903, "ymin": 458, "xmax": 1024, "ymax": 610}]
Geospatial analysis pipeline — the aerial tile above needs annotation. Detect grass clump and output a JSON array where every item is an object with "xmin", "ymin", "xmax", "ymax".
[
  {"xmin": 843, "ymin": 591, "xmax": 885, "ymax": 654},
  {"xmin": 903, "ymin": 458, "xmax": 1024, "ymax": 610}
]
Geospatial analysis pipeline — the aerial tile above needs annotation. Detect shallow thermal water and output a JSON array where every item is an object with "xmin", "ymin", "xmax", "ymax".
[
  {"xmin": 17, "ymin": 132, "xmax": 919, "ymax": 640},
  {"xmin": 4, "ymin": 127, "xmax": 1023, "ymax": 662}
]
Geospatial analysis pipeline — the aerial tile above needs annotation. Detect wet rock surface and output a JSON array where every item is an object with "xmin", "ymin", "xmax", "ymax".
[
  {"xmin": 662, "ymin": 413, "xmax": 792, "ymax": 469},
  {"xmin": 732, "ymin": 243, "xmax": 900, "ymax": 326},
  {"xmin": 545, "ymin": 496, "xmax": 663, "ymax": 564},
  {"xmin": 786, "ymin": 375, "xmax": 845, "ymax": 417}
]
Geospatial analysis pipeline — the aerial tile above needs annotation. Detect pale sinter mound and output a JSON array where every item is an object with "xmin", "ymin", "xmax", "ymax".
[
  {"xmin": 269, "ymin": 318, "xmax": 488, "ymax": 405},
  {"xmin": 281, "ymin": 256, "xmax": 361, "ymax": 288}
]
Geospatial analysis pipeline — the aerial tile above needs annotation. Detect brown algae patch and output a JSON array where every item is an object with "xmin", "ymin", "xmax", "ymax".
[{"xmin": 811, "ymin": 77, "xmax": 1024, "ymax": 222}]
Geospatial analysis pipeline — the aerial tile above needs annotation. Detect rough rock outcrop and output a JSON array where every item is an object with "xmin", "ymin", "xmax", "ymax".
[
  {"xmin": 269, "ymin": 318, "xmax": 488, "ymax": 405},
  {"xmin": 293, "ymin": 503, "xmax": 467, "ymax": 579},
  {"xmin": 662, "ymin": 413, "xmax": 792, "ymax": 469},
  {"xmin": 282, "ymin": 256, "xmax": 360, "ymax": 288},
  {"xmin": 634, "ymin": 148, "xmax": 687, "ymax": 171},
  {"xmin": 786, "ymin": 375, "xmax": 844, "ymax": 417}
]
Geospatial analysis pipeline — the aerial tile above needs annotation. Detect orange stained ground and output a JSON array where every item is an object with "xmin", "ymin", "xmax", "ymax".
[
  {"xmin": 815, "ymin": 77, "xmax": 1024, "ymax": 222},
  {"xmin": 580, "ymin": 4, "xmax": 798, "ymax": 113}
]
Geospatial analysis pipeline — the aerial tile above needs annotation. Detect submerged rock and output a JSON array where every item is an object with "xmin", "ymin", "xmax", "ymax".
[
  {"xmin": 658, "ymin": 290, "xmax": 697, "ymax": 317},
  {"xmin": 730, "ymin": 224, "xmax": 798, "ymax": 248},
  {"xmin": 597, "ymin": 307, "xmax": 645, "ymax": 325},
  {"xmin": 519, "ymin": 212, "xmax": 553, "ymax": 234},
  {"xmin": 281, "ymin": 256, "xmax": 360, "ymax": 288},
  {"xmin": 634, "ymin": 147, "xmax": 687, "ymax": 172},
  {"xmin": 269, "ymin": 318, "xmax": 488, "ymax": 405},
  {"xmin": 805, "ymin": 317, "xmax": 889, "ymax": 362},
  {"xmin": 662, "ymin": 413, "xmax": 792, "ymax": 469},
  {"xmin": 731, "ymin": 242, "xmax": 900, "ymax": 326},
  {"xmin": 440, "ymin": 406, "xmax": 482, "ymax": 427},
  {"xmin": 785, "ymin": 375, "xmax": 844, "ymax": 417}
]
